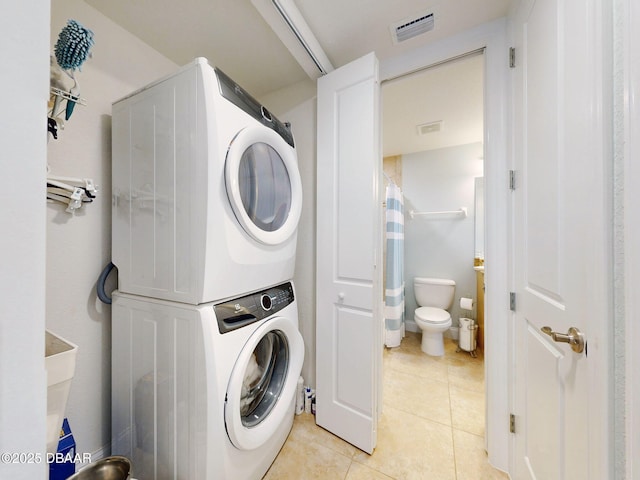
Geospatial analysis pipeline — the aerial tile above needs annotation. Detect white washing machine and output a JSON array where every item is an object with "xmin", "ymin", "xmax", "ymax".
[
  {"xmin": 111, "ymin": 58, "xmax": 303, "ymax": 304},
  {"xmin": 111, "ymin": 281, "xmax": 304, "ymax": 479}
]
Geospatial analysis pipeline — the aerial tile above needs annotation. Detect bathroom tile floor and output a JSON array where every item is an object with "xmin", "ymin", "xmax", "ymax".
[{"xmin": 263, "ymin": 332, "xmax": 509, "ymax": 480}]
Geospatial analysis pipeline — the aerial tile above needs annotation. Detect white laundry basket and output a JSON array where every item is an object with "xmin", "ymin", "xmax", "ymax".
[{"xmin": 45, "ymin": 330, "xmax": 78, "ymax": 454}]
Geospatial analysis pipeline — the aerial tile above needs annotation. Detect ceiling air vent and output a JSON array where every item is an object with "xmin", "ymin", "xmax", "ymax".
[
  {"xmin": 417, "ymin": 120, "xmax": 443, "ymax": 135},
  {"xmin": 391, "ymin": 12, "xmax": 434, "ymax": 44}
]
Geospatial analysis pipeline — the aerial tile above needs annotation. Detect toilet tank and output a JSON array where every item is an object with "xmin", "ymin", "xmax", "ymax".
[{"xmin": 414, "ymin": 277, "xmax": 456, "ymax": 309}]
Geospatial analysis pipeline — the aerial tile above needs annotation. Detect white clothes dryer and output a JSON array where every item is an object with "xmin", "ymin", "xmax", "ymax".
[
  {"xmin": 111, "ymin": 282, "xmax": 304, "ymax": 480},
  {"xmin": 112, "ymin": 58, "xmax": 303, "ymax": 304}
]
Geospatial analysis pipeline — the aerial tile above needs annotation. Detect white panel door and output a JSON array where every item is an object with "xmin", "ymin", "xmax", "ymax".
[
  {"xmin": 511, "ymin": 0, "xmax": 611, "ymax": 477},
  {"xmin": 315, "ymin": 52, "xmax": 382, "ymax": 454}
]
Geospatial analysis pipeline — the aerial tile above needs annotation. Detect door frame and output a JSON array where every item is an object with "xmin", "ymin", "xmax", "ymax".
[
  {"xmin": 380, "ymin": 18, "xmax": 510, "ymax": 471},
  {"xmin": 622, "ymin": 0, "xmax": 640, "ymax": 475}
]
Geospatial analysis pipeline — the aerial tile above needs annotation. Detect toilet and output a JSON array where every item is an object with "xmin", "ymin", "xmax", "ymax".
[{"xmin": 413, "ymin": 277, "xmax": 456, "ymax": 356}]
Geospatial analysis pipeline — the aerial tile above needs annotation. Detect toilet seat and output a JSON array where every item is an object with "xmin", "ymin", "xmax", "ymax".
[
  {"xmin": 415, "ymin": 306, "xmax": 451, "ymax": 324},
  {"xmin": 414, "ymin": 306, "xmax": 452, "ymax": 356}
]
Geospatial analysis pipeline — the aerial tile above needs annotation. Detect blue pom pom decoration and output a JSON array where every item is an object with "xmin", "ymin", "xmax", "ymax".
[{"xmin": 54, "ymin": 20, "xmax": 95, "ymax": 71}]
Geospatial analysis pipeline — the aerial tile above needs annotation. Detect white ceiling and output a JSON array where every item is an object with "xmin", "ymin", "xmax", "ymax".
[
  {"xmin": 83, "ymin": 0, "xmax": 508, "ymax": 154},
  {"xmin": 382, "ymin": 52, "xmax": 484, "ymax": 157}
]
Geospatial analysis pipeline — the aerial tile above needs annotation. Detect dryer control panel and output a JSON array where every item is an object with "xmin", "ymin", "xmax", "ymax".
[
  {"xmin": 214, "ymin": 282, "xmax": 295, "ymax": 334},
  {"xmin": 214, "ymin": 67, "xmax": 295, "ymax": 148}
]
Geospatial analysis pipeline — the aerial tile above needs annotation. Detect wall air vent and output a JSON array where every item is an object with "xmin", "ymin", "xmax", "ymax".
[{"xmin": 391, "ymin": 12, "xmax": 434, "ymax": 44}]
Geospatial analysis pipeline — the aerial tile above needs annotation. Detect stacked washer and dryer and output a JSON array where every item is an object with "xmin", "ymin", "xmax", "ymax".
[{"xmin": 110, "ymin": 58, "xmax": 304, "ymax": 479}]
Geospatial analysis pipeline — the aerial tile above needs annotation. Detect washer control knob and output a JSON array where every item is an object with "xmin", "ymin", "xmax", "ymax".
[{"xmin": 260, "ymin": 294, "xmax": 273, "ymax": 311}]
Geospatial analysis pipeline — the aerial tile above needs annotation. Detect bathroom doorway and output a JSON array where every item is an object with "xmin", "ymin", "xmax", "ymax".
[{"xmin": 381, "ymin": 51, "xmax": 489, "ymax": 463}]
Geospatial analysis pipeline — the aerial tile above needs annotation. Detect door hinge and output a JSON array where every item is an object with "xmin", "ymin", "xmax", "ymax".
[
  {"xmin": 510, "ymin": 413, "xmax": 516, "ymax": 433},
  {"xmin": 510, "ymin": 292, "xmax": 516, "ymax": 311},
  {"xmin": 509, "ymin": 47, "xmax": 516, "ymax": 68},
  {"xmin": 509, "ymin": 170, "xmax": 516, "ymax": 190}
]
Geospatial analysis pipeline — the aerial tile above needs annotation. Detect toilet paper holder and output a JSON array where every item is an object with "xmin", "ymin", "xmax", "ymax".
[{"xmin": 460, "ymin": 297, "xmax": 474, "ymax": 311}]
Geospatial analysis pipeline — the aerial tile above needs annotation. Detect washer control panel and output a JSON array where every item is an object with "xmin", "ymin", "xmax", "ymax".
[{"xmin": 215, "ymin": 282, "xmax": 295, "ymax": 334}]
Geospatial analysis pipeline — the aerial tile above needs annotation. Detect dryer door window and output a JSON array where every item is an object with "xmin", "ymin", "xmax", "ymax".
[
  {"xmin": 225, "ymin": 316, "xmax": 304, "ymax": 451},
  {"xmin": 226, "ymin": 126, "xmax": 302, "ymax": 246},
  {"xmin": 238, "ymin": 143, "xmax": 291, "ymax": 233}
]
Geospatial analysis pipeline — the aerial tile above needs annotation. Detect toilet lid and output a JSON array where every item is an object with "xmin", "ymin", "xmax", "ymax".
[{"xmin": 415, "ymin": 307, "xmax": 451, "ymax": 324}]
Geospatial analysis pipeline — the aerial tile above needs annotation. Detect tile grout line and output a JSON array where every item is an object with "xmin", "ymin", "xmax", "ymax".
[
  {"xmin": 447, "ymin": 351, "xmax": 460, "ymax": 480},
  {"xmin": 267, "ymin": 334, "xmax": 491, "ymax": 479}
]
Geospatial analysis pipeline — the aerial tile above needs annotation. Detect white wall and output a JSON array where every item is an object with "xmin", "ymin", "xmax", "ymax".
[
  {"xmin": 0, "ymin": 2, "xmax": 49, "ymax": 478},
  {"xmin": 285, "ymin": 100, "xmax": 317, "ymax": 388},
  {"xmin": 261, "ymin": 88, "xmax": 318, "ymax": 388},
  {"xmin": 402, "ymin": 143, "xmax": 484, "ymax": 327},
  {"xmin": 47, "ymin": 0, "xmax": 176, "ymax": 459}
]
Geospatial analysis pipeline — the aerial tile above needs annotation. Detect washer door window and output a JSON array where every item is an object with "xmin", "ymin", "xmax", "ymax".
[
  {"xmin": 225, "ymin": 317, "xmax": 304, "ymax": 451},
  {"xmin": 225, "ymin": 126, "xmax": 302, "ymax": 245},
  {"xmin": 240, "ymin": 330, "xmax": 287, "ymax": 428}
]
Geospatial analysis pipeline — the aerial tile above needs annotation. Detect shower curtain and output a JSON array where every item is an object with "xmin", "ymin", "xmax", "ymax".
[{"xmin": 384, "ymin": 183, "xmax": 405, "ymax": 348}]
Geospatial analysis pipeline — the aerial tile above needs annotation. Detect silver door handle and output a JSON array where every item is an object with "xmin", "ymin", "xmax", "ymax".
[{"xmin": 541, "ymin": 326, "xmax": 585, "ymax": 353}]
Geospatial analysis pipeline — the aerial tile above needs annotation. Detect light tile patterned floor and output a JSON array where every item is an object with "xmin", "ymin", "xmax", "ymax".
[{"xmin": 263, "ymin": 332, "xmax": 509, "ymax": 480}]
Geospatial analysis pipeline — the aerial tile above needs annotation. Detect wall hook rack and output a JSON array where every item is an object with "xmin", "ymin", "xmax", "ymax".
[
  {"xmin": 50, "ymin": 87, "xmax": 87, "ymax": 107},
  {"xmin": 49, "ymin": 87, "xmax": 87, "ymax": 121},
  {"xmin": 46, "ymin": 174, "xmax": 98, "ymax": 214}
]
